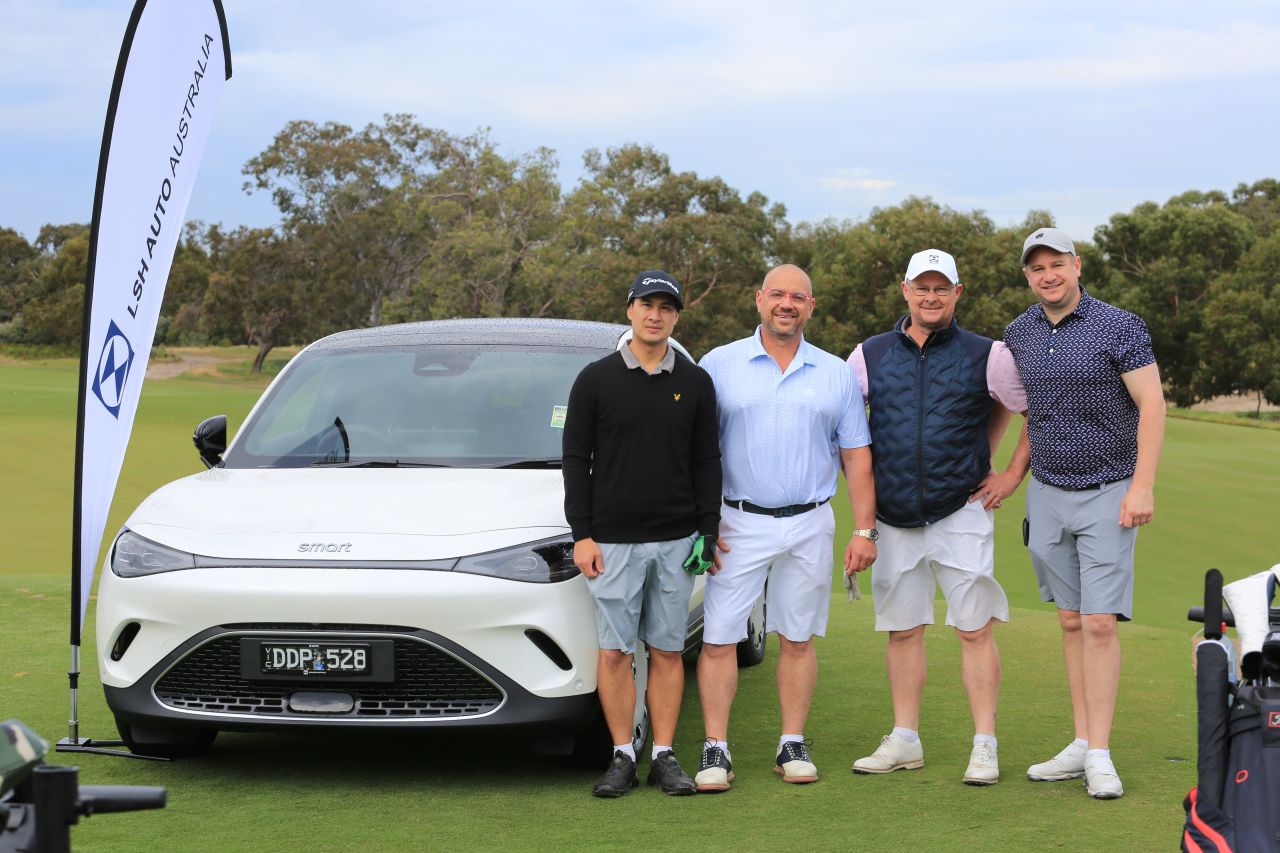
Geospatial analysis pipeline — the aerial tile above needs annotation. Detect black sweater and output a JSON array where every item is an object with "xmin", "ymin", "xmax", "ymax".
[{"xmin": 562, "ymin": 350, "xmax": 721, "ymax": 543}]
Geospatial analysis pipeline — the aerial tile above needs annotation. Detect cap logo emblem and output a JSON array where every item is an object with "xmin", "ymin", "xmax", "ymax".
[
  {"xmin": 1035, "ymin": 231, "xmax": 1045, "ymax": 238},
  {"xmin": 928, "ymin": 253, "xmax": 939, "ymax": 263},
  {"xmin": 673, "ymin": 393, "xmax": 681, "ymax": 402},
  {"xmin": 642, "ymin": 277, "xmax": 677, "ymax": 292}
]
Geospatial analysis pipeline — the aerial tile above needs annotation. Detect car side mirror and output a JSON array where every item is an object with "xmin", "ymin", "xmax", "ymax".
[{"xmin": 193, "ymin": 415, "xmax": 227, "ymax": 468}]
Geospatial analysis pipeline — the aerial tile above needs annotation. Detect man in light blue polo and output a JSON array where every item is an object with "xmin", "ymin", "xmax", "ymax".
[{"xmin": 692, "ymin": 263, "xmax": 877, "ymax": 792}]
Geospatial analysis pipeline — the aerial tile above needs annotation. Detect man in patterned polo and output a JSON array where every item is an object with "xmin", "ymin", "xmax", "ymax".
[{"xmin": 1003, "ymin": 227, "xmax": 1166, "ymax": 800}]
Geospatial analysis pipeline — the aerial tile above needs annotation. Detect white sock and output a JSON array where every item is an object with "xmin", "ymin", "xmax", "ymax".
[
  {"xmin": 1071, "ymin": 738, "xmax": 1088, "ymax": 750},
  {"xmin": 892, "ymin": 726, "xmax": 920, "ymax": 744},
  {"xmin": 651, "ymin": 744, "xmax": 672, "ymax": 761},
  {"xmin": 613, "ymin": 743, "xmax": 636, "ymax": 762},
  {"xmin": 1086, "ymin": 748, "xmax": 1112, "ymax": 768},
  {"xmin": 779, "ymin": 733, "xmax": 804, "ymax": 752},
  {"xmin": 711, "ymin": 739, "xmax": 731, "ymax": 761},
  {"xmin": 973, "ymin": 734, "xmax": 997, "ymax": 750}
]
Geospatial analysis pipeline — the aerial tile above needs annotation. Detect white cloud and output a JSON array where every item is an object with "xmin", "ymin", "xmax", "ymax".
[{"xmin": 820, "ymin": 169, "xmax": 896, "ymax": 192}]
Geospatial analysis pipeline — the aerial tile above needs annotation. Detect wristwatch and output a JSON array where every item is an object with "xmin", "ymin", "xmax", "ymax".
[{"xmin": 853, "ymin": 528, "xmax": 879, "ymax": 542}]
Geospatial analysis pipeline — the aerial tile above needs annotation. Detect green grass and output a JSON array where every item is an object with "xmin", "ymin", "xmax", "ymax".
[
  {"xmin": 3, "ymin": 353, "xmax": 1279, "ymax": 851},
  {"xmin": 1168, "ymin": 407, "xmax": 1280, "ymax": 431}
]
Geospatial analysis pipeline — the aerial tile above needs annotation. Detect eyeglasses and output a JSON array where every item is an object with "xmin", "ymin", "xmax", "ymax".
[
  {"xmin": 762, "ymin": 289, "xmax": 813, "ymax": 303},
  {"xmin": 907, "ymin": 284, "xmax": 956, "ymax": 297}
]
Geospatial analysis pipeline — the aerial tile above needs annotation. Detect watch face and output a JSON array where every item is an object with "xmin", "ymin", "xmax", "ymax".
[{"xmin": 869, "ymin": 529, "xmax": 879, "ymax": 542}]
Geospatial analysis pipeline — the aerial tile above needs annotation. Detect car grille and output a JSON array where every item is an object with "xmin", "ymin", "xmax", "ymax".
[{"xmin": 154, "ymin": 633, "xmax": 503, "ymax": 718}]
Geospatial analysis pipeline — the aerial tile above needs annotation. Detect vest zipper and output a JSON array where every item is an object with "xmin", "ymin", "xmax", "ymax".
[{"xmin": 916, "ymin": 336, "xmax": 931, "ymax": 521}]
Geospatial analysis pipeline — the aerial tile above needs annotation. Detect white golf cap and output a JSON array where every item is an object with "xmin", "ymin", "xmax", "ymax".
[
  {"xmin": 1021, "ymin": 227, "xmax": 1076, "ymax": 264},
  {"xmin": 904, "ymin": 249, "xmax": 960, "ymax": 285}
]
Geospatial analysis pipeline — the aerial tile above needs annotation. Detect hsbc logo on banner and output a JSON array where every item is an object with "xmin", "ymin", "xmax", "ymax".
[{"xmin": 91, "ymin": 320, "xmax": 136, "ymax": 418}]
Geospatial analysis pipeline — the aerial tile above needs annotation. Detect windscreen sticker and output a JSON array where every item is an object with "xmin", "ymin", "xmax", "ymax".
[{"xmin": 550, "ymin": 405, "xmax": 568, "ymax": 429}]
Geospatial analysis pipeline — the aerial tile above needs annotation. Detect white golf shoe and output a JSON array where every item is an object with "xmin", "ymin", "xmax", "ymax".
[
  {"xmin": 962, "ymin": 742, "xmax": 999, "ymax": 786},
  {"xmin": 1084, "ymin": 758, "xmax": 1124, "ymax": 799},
  {"xmin": 851, "ymin": 734, "xmax": 924, "ymax": 774},
  {"xmin": 1026, "ymin": 742, "xmax": 1087, "ymax": 781}
]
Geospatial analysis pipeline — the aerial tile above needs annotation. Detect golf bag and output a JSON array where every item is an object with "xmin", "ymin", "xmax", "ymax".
[
  {"xmin": 1182, "ymin": 569, "xmax": 1280, "ymax": 853},
  {"xmin": 1, "ymin": 719, "xmax": 165, "ymax": 853}
]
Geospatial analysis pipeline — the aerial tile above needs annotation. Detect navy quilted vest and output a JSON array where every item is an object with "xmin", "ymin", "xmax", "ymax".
[{"xmin": 862, "ymin": 316, "xmax": 994, "ymax": 528}]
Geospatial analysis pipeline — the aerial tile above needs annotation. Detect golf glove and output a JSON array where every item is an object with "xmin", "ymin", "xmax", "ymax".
[
  {"xmin": 843, "ymin": 570, "xmax": 862, "ymax": 602},
  {"xmin": 683, "ymin": 535, "xmax": 715, "ymax": 575}
]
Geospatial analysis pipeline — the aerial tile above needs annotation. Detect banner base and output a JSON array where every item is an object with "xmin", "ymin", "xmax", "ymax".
[{"xmin": 55, "ymin": 736, "xmax": 170, "ymax": 762}]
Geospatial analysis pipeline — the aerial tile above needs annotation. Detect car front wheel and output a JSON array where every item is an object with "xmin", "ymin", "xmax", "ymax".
[{"xmin": 568, "ymin": 645, "xmax": 650, "ymax": 768}]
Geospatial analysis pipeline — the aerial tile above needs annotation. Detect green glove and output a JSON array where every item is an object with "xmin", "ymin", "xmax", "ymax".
[{"xmin": 683, "ymin": 534, "xmax": 716, "ymax": 575}]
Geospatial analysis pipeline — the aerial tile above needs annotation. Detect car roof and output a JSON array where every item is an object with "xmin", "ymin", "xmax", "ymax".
[{"xmin": 308, "ymin": 318, "xmax": 629, "ymax": 352}]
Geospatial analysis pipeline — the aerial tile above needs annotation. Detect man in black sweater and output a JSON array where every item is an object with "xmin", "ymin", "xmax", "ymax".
[{"xmin": 563, "ymin": 270, "xmax": 722, "ymax": 798}]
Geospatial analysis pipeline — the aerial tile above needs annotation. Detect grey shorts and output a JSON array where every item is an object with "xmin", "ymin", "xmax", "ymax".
[
  {"xmin": 588, "ymin": 534, "xmax": 697, "ymax": 654},
  {"xmin": 1026, "ymin": 477, "xmax": 1137, "ymax": 620}
]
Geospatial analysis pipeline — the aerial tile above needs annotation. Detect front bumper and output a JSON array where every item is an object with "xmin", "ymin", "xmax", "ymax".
[
  {"xmin": 105, "ymin": 623, "xmax": 599, "ymax": 733},
  {"xmin": 97, "ymin": 564, "xmax": 601, "ymax": 731}
]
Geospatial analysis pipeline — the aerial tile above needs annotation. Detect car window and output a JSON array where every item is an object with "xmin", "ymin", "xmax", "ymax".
[{"xmin": 224, "ymin": 344, "xmax": 603, "ymax": 468}]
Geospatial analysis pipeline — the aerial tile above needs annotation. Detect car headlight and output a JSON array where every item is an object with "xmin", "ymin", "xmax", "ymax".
[
  {"xmin": 111, "ymin": 530, "xmax": 196, "ymax": 577},
  {"xmin": 453, "ymin": 537, "xmax": 579, "ymax": 583}
]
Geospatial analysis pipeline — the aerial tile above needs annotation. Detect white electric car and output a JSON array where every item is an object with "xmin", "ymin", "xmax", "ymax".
[{"xmin": 96, "ymin": 318, "xmax": 765, "ymax": 759}]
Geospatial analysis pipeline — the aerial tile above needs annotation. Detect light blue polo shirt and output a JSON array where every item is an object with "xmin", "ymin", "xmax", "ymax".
[{"xmin": 700, "ymin": 328, "xmax": 870, "ymax": 507}]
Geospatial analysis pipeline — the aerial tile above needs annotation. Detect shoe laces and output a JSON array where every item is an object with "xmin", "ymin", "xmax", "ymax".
[
  {"xmin": 971, "ymin": 742, "xmax": 996, "ymax": 764},
  {"xmin": 779, "ymin": 739, "xmax": 812, "ymax": 763},
  {"xmin": 700, "ymin": 738, "xmax": 727, "ymax": 770}
]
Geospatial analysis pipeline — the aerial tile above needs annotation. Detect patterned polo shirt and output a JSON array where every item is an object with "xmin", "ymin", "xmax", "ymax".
[
  {"xmin": 1004, "ymin": 289, "xmax": 1156, "ymax": 488},
  {"xmin": 699, "ymin": 327, "xmax": 870, "ymax": 507}
]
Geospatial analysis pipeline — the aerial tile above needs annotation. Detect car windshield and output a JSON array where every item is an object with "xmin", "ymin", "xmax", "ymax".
[{"xmin": 222, "ymin": 343, "xmax": 603, "ymax": 469}]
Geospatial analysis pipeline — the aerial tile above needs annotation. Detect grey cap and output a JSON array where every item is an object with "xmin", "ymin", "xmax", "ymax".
[{"xmin": 1021, "ymin": 227, "xmax": 1076, "ymax": 265}]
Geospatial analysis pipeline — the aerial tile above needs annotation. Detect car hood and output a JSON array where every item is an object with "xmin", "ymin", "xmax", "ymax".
[{"xmin": 122, "ymin": 467, "xmax": 569, "ymax": 561}]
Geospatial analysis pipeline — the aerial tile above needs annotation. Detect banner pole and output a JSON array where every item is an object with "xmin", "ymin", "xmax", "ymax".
[{"xmin": 68, "ymin": 645, "xmax": 80, "ymax": 744}]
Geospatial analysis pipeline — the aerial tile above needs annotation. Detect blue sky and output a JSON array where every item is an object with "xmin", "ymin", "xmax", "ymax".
[{"xmin": 2, "ymin": 0, "xmax": 1278, "ymax": 244}]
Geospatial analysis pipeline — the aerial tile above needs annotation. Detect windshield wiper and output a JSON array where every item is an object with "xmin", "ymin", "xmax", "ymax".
[
  {"xmin": 490, "ymin": 457, "xmax": 563, "ymax": 469},
  {"xmin": 310, "ymin": 459, "xmax": 450, "ymax": 468}
]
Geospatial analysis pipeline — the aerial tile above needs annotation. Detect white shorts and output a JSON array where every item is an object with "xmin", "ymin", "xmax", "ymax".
[
  {"xmin": 703, "ymin": 502, "xmax": 836, "ymax": 645},
  {"xmin": 871, "ymin": 499, "xmax": 1009, "ymax": 633}
]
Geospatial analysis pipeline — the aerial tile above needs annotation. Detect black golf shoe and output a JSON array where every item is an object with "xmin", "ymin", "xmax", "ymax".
[
  {"xmin": 646, "ymin": 750, "xmax": 696, "ymax": 796},
  {"xmin": 591, "ymin": 751, "xmax": 639, "ymax": 798}
]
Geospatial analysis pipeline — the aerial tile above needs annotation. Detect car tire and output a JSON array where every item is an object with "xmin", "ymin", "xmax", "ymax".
[
  {"xmin": 566, "ymin": 645, "xmax": 651, "ymax": 768},
  {"xmin": 116, "ymin": 717, "xmax": 216, "ymax": 759},
  {"xmin": 736, "ymin": 592, "xmax": 767, "ymax": 668}
]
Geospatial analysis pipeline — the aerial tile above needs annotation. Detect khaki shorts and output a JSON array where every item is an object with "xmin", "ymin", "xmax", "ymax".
[{"xmin": 871, "ymin": 499, "xmax": 1010, "ymax": 632}]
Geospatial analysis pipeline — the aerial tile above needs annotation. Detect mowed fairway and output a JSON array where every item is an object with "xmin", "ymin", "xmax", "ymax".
[{"xmin": 2, "ymin": 356, "xmax": 1278, "ymax": 852}]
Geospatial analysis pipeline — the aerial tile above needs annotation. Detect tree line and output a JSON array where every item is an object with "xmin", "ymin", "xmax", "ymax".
[{"xmin": 1, "ymin": 114, "xmax": 1277, "ymax": 408}]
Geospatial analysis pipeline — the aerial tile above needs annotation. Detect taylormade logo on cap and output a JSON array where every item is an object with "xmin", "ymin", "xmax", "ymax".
[
  {"xmin": 627, "ymin": 269, "xmax": 684, "ymax": 309},
  {"xmin": 641, "ymin": 277, "xmax": 677, "ymax": 292},
  {"xmin": 904, "ymin": 248, "xmax": 960, "ymax": 285}
]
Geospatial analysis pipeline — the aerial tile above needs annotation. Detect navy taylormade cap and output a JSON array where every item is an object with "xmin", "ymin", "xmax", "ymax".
[{"xmin": 627, "ymin": 270, "xmax": 683, "ymax": 310}]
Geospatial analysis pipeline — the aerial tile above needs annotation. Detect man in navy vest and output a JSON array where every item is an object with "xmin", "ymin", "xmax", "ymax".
[{"xmin": 847, "ymin": 249, "xmax": 1028, "ymax": 785}]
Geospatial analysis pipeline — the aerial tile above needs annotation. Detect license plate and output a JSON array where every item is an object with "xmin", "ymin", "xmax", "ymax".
[
  {"xmin": 239, "ymin": 638, "xmax": 395, "ymax": 681},
  {"xmin": 262, "ymin": 643, "xmax": 370, "ymax": 675}
]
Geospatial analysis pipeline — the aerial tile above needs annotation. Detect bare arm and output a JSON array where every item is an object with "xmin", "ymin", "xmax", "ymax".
[
  {"xmin": 840, "ymin": 445, "xmax": 877, "ymax": 574},
  {"xmin": 1119, "ymin": 362, "xmax": 1166, "ymax": 527},
  {"xmin": 969, "ymin": 403, "xmax": 1030, "ymax": 509}
]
